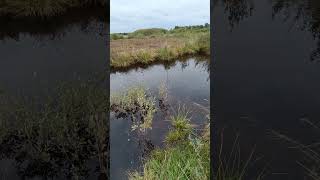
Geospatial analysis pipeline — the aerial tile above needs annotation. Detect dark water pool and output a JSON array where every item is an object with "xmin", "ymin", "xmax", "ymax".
[
  {"xmin": 214, "ymin": 0, "xmax": 320, "ymax": 179},
  {"xmin": 110, "ymin": 58, "xmax": 210, "ymax": 179},
  {"xmin": 0, "ymin": 9, "xmax": 108, "ymax": 180}
]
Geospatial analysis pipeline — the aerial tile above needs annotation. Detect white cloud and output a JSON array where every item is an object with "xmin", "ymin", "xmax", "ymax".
[{"xmin": 111, "ymin": 0, "xmax": 210, "ymax": 33}]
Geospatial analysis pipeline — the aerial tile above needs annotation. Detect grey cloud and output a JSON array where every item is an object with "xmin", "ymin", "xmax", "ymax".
[{"xmin": 111, "ymin": 0, "xmax": 210, "ymax": 33}]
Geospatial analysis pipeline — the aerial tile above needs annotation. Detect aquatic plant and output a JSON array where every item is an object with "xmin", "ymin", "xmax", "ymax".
[
  {"xmin": 110, "ymin": 86, "xmax": 156, "ymax": 132},
  {"xmin": 158, "ymin": 81, "xmax": 168, "ymax": 103},
  {"xmin": 165, "ymin": 108, "xmax": 192, "ymax": 144}
]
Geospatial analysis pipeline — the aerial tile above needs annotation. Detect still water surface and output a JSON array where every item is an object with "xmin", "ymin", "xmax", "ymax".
[
  {"xmin": 110, "ymin": 58, "xmax": 210, "ymax": 179},
  {"xmin": 214, "ymin": 0, "xmax": 320, "ymax": 179},
  {"xmin": 0, "ymin": 9, "xmax": 108, "ymax": 180}
]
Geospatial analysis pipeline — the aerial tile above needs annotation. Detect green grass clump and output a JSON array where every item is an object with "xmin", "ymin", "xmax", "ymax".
[
  {"xmin": 111, "ymin": 86, "xmax": 156, "ymax": 132},
  {"xmin": 196, "ymin": 32, "xmax": 210, "ymax": 55},
  {"xmin": 129, "ymin": 110, "xmax": 210, "ymax": 180},
  {"xmin": 135, "ymin": 50, "xmax": 156, "ymax": 64},
  {"xmin": 111, "ymin": 52, "xmax": 134, "ymax": 68},
  {"xmin": 130, "ymin": 141, "xmax": 210, "ymax": 180},
  {"xmin": 165, "ymin": 110, "xmax": 192, "ymax": 144},
  {"xmin": 156, "ymin": 47, "xmax": 177, "ymax": 61}
]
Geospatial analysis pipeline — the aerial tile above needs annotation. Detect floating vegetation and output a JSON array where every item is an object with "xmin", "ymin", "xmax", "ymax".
[{"xmin": 110, "ymin": 86, "xmax": 156, "ymax": 132}]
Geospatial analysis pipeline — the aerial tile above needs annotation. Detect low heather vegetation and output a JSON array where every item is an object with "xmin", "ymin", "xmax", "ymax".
[{"xmin": 111, "ymin": 25, "xmax": 210, "ymax": 69}]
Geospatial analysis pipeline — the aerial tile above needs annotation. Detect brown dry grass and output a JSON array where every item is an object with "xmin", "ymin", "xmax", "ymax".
[
  {"xmin": 110, "ymin": 32, "xmax": 209, "ymax": 69},
  {"xmin": 111, "ymin": 37, "xmax": 183, "ymax": 52}
]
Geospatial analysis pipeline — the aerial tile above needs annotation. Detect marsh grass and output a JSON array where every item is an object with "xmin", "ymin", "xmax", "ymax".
[
  {"xmin": 0, "ymin": 80, "xmax": 108, "ymax": 178},
  {"xmin": 110, "ymin": 86, "xmax": 156, "ymax": 132},
  {"xmin": 165, "ymin": 107, "xmax": 193, "ymax": 144},
  {"xmin": 110, "ymin": 86, "xmax": 210, "ymax": 180},
  {"xmin": 111, "ymin": 26, "xmax": 210, "ymax": 69},
  {"xmin": 129, "ymin": 107, "xmax": 210, "ymax": 180}
]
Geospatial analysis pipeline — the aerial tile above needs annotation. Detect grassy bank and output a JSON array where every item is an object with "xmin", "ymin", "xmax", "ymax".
[
  {"xmin": 111, "ymin": 25, "xmax": 210, "ymax": 69},
  {"xmin": 0, "ymin": 0, "xmax": 107, "ymax": 18},
  {"xmin": 110, "ymin": 85, "xmax": 210, "ymax": 179},
  {"xmin": 129, "ymin": 112, "xmax": 210, "ymax": 180}
]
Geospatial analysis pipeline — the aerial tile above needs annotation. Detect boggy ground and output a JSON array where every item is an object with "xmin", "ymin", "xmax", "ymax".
[
  {"xmin": 110, "ymin": 25, "xmax": 210, "ymax": 69},
  {"xmin": 110, "ymin": 85, "xmax": 210, "ymax": 180}
]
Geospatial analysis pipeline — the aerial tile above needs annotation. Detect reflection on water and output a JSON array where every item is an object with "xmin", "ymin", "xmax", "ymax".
[
  {"xmin": 0, "ymin": 7, "xmax": 107, "ymax": 41},
  {"xmin": 0, "ymin": 8, "xmax": 108, "ymax": 180},
  {"xmin": 0, "ymin": 9, "xmax": 108, "ymax": 96},
  {"xmin": 214, "ymin": 0, "xmax": 254, "ymax": 30},
  {"xmin": 214, "ymin": 0, "xmax": 320, "ymax": 179},
  {"xmin": 215, "ymin": 0, "xmax": 320, "ymax": 61},
  {"xmin": 0, "ymin": 77, "xmax": 108, "ymax": 180},
  {"xmin": 110, "ymin": 58, "xmax": 210, "ymax": 180}
]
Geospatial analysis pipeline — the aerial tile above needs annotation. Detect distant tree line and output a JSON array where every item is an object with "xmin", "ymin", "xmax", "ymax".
[{"xmin": 173, "ymin": 23, "xmax": 210, "ymax": 30}]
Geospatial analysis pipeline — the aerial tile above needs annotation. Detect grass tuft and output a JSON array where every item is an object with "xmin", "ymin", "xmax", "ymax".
[
  {"xmin": 165, "ymin": 108, "xmax": 192, "ymax": 144},
  {"xmin": 110, "ymin": 86, "xmax": 156, "ymax": 132},
  {"xmin": 129, "ymin": 107, "xmax": 210, "ymax": 180}
]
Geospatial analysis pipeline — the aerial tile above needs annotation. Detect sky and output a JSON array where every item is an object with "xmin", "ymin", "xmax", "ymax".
[{"xmin": 111, "ymin": 0, "xmax": 210, "ymax": 33}]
